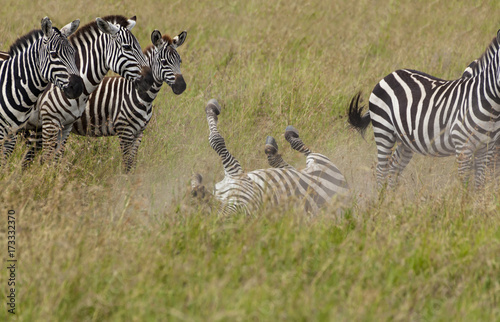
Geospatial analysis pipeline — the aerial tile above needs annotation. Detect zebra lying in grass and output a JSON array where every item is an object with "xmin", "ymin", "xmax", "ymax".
[{"xmin": 191, "ymin": 99, "xmax": 349, "ymax": 216}]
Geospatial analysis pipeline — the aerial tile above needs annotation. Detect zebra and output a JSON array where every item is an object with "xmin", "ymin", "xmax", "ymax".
[
  {"xmin": 191, "ymin": 99, "xmax": 349, "ymax": 216},
  {"xmin": 8, "ymin": 15, "xmax": 154, "ymax": 166},
  {"xmin": 0, "ymin": 17, "xmax": 83, "ymax": 162},
  {"xmin": 461, "ymin": 59, "xmax": 500, "ymax": 179},
  {"xmin": 348, "ymin": 29, "xmax": 500, "ymax": 189},
  {"xmin": 68, "ymin": 29, "xmax": 187, "ymax": 172}
]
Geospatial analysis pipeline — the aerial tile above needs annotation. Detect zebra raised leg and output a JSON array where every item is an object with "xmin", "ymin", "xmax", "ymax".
[
  {"xmin": 264, "ymin": 136, "xmax": 293, "ymax": 169},
  {"xmin": 284, "ymin": 125, "xmax": 350, "ymax": 196}
]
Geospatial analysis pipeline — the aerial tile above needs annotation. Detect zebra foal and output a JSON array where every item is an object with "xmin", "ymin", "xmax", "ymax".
[
  {"xmin": 348, "ymin": 29, "xmax": 500, "ymax": 189},
  {"xmin": 0, "ymin": 17, "xmax": 83, "ymax": 162},
  {"xmin": 70, "ymin": 29, "xmax": 187, "ymax": 172},
  {"xmin": 192, "ymin": 99, "xmax": 349, "ymax": 216}
]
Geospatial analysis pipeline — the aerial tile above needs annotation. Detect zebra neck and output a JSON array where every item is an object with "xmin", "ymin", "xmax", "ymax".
[
  {"xmin": 1, "ymin": 43, "xmax": 48, "ymax": 110},
  {"xmin": 71, "ymin": 33, "xmax": 113, "ymax": 95},
  {"xmin": 136, "ymin": 81, "xmax": 163, "ymax": 103}
]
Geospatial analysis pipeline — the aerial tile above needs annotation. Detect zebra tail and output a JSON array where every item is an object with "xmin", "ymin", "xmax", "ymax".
[{"xmin": 347, "ymin": 92, "xmax": 371, "ymax": 138}]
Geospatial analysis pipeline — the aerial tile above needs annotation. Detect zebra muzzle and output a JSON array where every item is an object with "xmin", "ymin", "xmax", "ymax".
[
  {"xmin": 63, "ymin": 74, "xmax": 84, "ymax": 99},
  {"xmin": 172, "ymin": 74, "xmax": 186, "ymax": 95}
]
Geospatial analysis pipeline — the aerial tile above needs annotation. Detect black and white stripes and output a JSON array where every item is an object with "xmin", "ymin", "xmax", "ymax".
[
  {"xmin": 0, "ymin": 17, "xmax": 83, "ymax": 161},
  {"xmin": 348, "ymin": 30, "xmax": 500, "ymax": 188}
]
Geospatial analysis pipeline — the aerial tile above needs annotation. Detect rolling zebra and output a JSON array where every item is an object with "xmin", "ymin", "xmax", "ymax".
[
  {"xmin": 348, "ymin": 29, "xmax": 500, "ymax": 189},
  {"xmin": 0, "ymin": 17, "xmax": 83, "ymax": 162},
  {"xmin": 9, "ymin": 15, "xmax": 154, "ymax": 166},
  {"xmin": 191, "ymin": 99, "xmax": 349, "ymax": 216},
  {"xmin": 68, "ymin": 29, "xmax": 187, "ymax": 172}
]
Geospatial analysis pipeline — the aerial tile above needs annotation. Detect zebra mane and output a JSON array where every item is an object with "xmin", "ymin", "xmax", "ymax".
[
  {"xmin": 143, "ymin": 34, "xmax": 173, "ymax": 54},
  {"xmin": 464, "ymin": 36, "xmax": 499, "ymax": 77},
  {"xmin": 8, "ymin": 29, "xmax": 45, "ymax": 56},
  {"xmin": 70, "ymin": 15, "xmax": 132, "ymax": 40}
]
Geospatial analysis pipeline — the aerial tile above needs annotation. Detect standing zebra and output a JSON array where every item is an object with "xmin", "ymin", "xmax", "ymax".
[
  {"xmin": 69, "ymin": 29, "xmax": 187, "ymax": 172},
  {"xmin": 0, "ymin": 17, "xmax": 83, "ymax": 162},
  {"xmin": 12, "ymin": 15, "xmax": 153, "ymax": 166},
  {"xmin": 191, "ymin": 99, "xmax": 349, "ymax": 216},
  {"xmin": 348, "ymin": 30, "xmax": 500, "ymax": 189}
]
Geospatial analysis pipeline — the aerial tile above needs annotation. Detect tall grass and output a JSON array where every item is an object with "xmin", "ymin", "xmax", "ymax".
[{"xmin": 1, "ymin": 0, "xmax": 499, "ymax": 320}]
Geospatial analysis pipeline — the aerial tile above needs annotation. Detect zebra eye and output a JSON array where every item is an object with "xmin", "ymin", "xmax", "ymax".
[
  {"xmin": 50, "ymin": 51, "xmax": 58, "ymax": 59},
  {"xmin": 161, "ymin": 59, "xmax": 169, "ymax": 67},
  {"xmin": 122, "ymin": 44, "xmax": 132, "ymax": 51}
]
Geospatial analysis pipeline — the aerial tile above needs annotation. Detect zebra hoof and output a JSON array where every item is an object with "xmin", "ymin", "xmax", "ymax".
[
  {"xmin": 285, "ymin": 125, "xmax": 299, "ymax": 141},
  {"xmin": 191, "ymin": 173, "xmax": 203, "ymax": 186},
  {"xmin": 264, "ymin": 136, "xmax": 278, "ymax": 156},
  {"xmin": 206, "ymin": 99, "xmax": 221, "ymax": 116}
]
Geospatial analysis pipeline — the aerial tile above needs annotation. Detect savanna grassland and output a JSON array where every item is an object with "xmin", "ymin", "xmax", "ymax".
[{"xmin": 1, "ymin": 0, "xmax": 500, "ymax": 320}]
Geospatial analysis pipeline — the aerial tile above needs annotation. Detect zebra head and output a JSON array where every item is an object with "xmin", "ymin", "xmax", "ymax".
[
  {"xmin": 96, "ymin": 16, "xmax": 153, "ymax": 93},
  {"xmin": 150, "ymin": 30, "xmax": 187, "ymax": 95},
  {"xmin": 39, "ymin": 17, "xmax": 84, "ymax": 99}
]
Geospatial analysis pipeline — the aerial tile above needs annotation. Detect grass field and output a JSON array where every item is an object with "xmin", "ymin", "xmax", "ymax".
[{"xmin": 1, "ymin": 0, "xmax": 500, "ymax": 320}]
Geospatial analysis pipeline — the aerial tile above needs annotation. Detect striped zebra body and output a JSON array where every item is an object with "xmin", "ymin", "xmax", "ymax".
[
  {"xmin": 348, "ymin": 31, "xmax": 500, "ymax": 188},
  {"xmin": 192, "ymin": 99, "xmax": 349, "ymax": 216},
  {"xmin": 17, "ymin": 15, "xmax": 153, "ymax": 166},
  {"xmin": 70, "ymin": 30, "xmax": 187, "ymax": 171},
  {"xmin": 0, "ymin": 17, "xmax": 83, "ymax": 161}
]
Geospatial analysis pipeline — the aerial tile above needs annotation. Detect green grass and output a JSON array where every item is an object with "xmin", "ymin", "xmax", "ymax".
[{"xmin": 1, "ymin": 0, "xmax": 500, "ymax": 320}]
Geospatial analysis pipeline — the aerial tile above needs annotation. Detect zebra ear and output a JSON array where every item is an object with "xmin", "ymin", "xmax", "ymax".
[
  {"xmin": 127, "ymin": 16, "xmax": 137, "ymax": 31},
  {"xmin": 60, "ymin": 19, "xmax": 80, "ymax": 38},
  {"xmin": 96, "ymin": 18, "xmax": 120, "ymax": 36},
  {"xmin": 497, "ymin": 29, "xmax": 500, "ymax": 44},
  {"xmin": 41, "ymin": 16, "xmax": 54, "ymax": 39},
  {"xmin": 151, "ymin": 30, "xmax": 164, "ymax": 49},
  {"xmin": 172, "ymin": 31, "xmax": 187, "ymax": 48}
]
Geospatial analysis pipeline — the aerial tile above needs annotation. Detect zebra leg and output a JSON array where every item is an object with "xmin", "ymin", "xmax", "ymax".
[
  {"xmin": 119, "ymin": 131, "xmax": 143, "ymax": 173},
  {"xmin": 473, "ymin": 144, "xmax": 495, "ymax": 188},
  {"xmin": 265, "ymin": 136, "xmax": 292, "ymax": 169},
  {"xmin": 53, "ymin": 125, "xmax": 74, "ymax": 163},
  {"xmin": 490, "ymin": 143, "xmax": 500, "ymax": 179},
  {"xmin": 1, "ymin": 132, "xmax": 17, "ymax": 165},
  {"xmin": 284, "ymin": 125, "xmax": 311, "ymax": 156},
  {"xmin": 41, "ymin": 121, "xmax": 64, "ymax": 164},
  {"xmin": 22, "ymin": 129, "xmax": 43, "ymax": 169},
  {"xmin": 455, "ymin": 148, "xmax": 474, "ymax": 187},
  {"xmin": 205, "ymin": 99, "xmax": 243, "ymax": 176},
  {"xmin": 372, "ymin": 125, "xmax": 397, "ymax": 189},
  {"xmin": 387, "ymin": 144, "xmax": 414, "ymax": 188}
]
